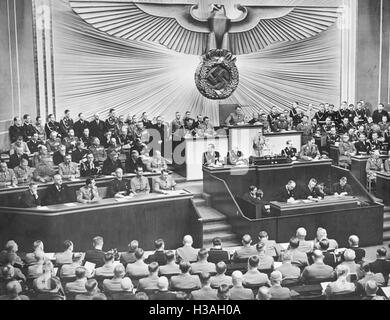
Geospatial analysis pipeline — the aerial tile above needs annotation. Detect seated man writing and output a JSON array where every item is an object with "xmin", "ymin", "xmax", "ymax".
[
  {"xmin": 299, "ymin": 137, "xmax": 321, "ymax": 161},
  {"xmin": 77, "ymin": 178, "xmax": 101, "ymax": 204},
  {"xmin": 300, "ymin": 178, "xmax": 320, "ymax": 200},
  {"xmin": 153, "ymin": 169, "xmax": 176, "ymax": 194},
  {"xmin": 332, "ymin": 177, "xmax": 352, "ymax": 196},
  {"xmin": 275, "ymin": 180, "xmax": 297, "ymax": 203}
]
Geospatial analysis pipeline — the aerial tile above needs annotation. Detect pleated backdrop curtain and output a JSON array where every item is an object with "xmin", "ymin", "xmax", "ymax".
[{"xmin": 52, "ymin": 0, "xmax": 341, "ymax": 124}]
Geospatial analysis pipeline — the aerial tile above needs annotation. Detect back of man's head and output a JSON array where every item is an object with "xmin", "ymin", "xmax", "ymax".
[
  {"xmin": 256, "ymin": 242, "xmax": 266, "ymax": 253},
  {"xmin": 6, "ymin": 280, "xmax": 21, "ymax": 296},
  {"xmin": 148, "ymin": 262, "xmax": 159, "ymax": 274},
  {"xmin": 93, "ymin": 236, "xmax": 103, "ymax": 248},
  {"xmin": 377, "ymin": 247, "xmax": 387, "ymax": 257},
  {"xmin": 197, "ymin": 248, "xmax": 208, "ymax": 261},
  {"xmin": 319, "ymin": 238, "xmax": 330, "ymax": 251},
  {"xmin": 258, "ymin": 231, "xmax": 268, "ymax": 241},
  {"xmin": 242, "ymin": 234, "xmax": 252, "ymax": 246},
  {"xmin": 114, "ymin": 264, "xmax": 125, "ymax": 278},
  {"xmin": 33, "ymin": 240, "xmax": 44, "ymax": 251},
  {"xmin": 5, "ymin": 240, "xmax": 17, "ymax": 253},
  {"xmin": 157, "ymin": 276, "xmax": 169, "ymax": 291},
  {"xmin": 120, "ymin": 277, "xmax": 133, "ymax": 292},
  {"xmin": 248, "ymin": 255, "xmax": 259, "ymax": 268},
  {"xmin": 336, "ymin": 264, "xmax": 349, "ymax": 278},
  {"xmin": 365, "ymin": 280, "xmax": 378, "ymax": 296},
  {"xmin": 35, "ymin": 250, "xmax": 45, "ymax": 262},
  {"xmin": 216, "ymin": 261, "xmax": 227, "ymax": 275},
  {"xmin": 179, "ymin": 261, "xmax": 191, "ymax": 274},
  {"xmin": 296, "ymin": 227, "xmax": 307, "ymax": 239},
  {"xmin": 289, "ymin": 237, "xmax": 300, "ymax": 249},
  {"xmin": 348, "ymin": 235, "xmax": 359, "ymax": 247},
  {"xmin": 232, "ymin": 271, "xmax": 243, "ymax": 286},
  {"xmin": 343, "ymin": 249, "xmax": 356, "ymax": 262},
  {"xmin": 165, "ymin": 250, "xmax": 175, "ymax": 263},
  {"xmin": 212, "ymin": 237, "xmax": 222, "ymax": 247},
  {"xmin": 312, "ymin": 250, "xmax": 324, "ymax": 262},
  {"xmin": 128, "ymin": 240, "xmax": 138, "ymax": 251},
  {"xmin": 154, "ymin": 239, "xmax": 164, "ymax": 250},
  {"xmin": 85, "ymin": 279, "xmax": 98, "ymax": 293},
  {"xmin": 183, "ymin": 235, "xmax": 193, "ymax": 246},
  {"xmin": 134, "ymin": 248, "xmax": 144, "ymax": 260},
  {"xmin": 270, "ymin": 271, "xmax": 282, "ymax": 284},
  {"xmin": 75, "ymin": 266, "xmax": 87, "ymax": 279},
  {"xmin": 281, "ymin": 251, "xmax": 292, "ymax": 263},
  {"xmin": 257, "ymin": 286, "xmax": 271, "ymax": 300},
  {"xmin": 104, "ymin": 252, "xmax": 114, "ymax": 263},
  {"xmin": 199, "ymin": 272, "xmax": 211, "ymax": 286}
]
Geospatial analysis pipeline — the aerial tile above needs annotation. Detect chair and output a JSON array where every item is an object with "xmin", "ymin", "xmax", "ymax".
[
  {"xmin": 281, "ymin": 278, "xmax": 301, "ymax": 288},
  {"xmin": 95, "ymin": 275, "xmax": 114, "ymax": 291},
  {"xmin": 258, "ymin": 268, "xmax": 273, "ymax": 278},
  {"xmin": 226, "ymin": 262, "xmax": 247, "ymax": 276},
  {"xmin": 289, "ymin": 284, "xmax": 324, "ymax": 300},
  {"xmin": 327, "ymin": 291, "xmax": 361, "ymax": 300},
  {"xmin": 128, "ymin": 274, "xmax": 148, "ymax": 289},
  {"xmin": 159, "ymin": 272, "xmax": 180, "ymax": 281},
  {"xmin": 242, "ymin": 283, "xmax": 264, "ymax": 296}
]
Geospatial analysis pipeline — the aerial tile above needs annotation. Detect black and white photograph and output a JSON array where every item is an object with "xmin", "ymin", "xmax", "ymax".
[{"xmin": 0, "ymin": 0, "xmax": 390, "ymax": 307}]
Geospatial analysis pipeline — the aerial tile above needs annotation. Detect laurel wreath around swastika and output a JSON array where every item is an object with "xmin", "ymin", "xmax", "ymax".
[{"xmin": 195, "ymin": 49, "xmax": 240, "ymax": 100}]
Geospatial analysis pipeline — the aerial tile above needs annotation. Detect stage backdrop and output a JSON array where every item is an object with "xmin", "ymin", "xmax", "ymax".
[{"xmin": 52, "ymin": 0, "xmax": 342, "ymax": 124}]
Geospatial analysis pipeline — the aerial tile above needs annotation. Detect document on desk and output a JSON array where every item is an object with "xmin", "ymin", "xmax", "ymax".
[
  {"xmin": 84, "ymin": 262, "xmax": 96, "ymax": 275},
  {"xmin": 63, "ymin": 203, "xmax": 78, "ymax": 207},
  {"xmin": 36, "ymin": 206, "xmax": 49, "ymax": 210}
]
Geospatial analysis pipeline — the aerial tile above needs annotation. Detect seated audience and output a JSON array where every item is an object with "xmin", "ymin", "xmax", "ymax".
[
  {"xmin": 138, "ymin": 262, "xmax": 160, "ymax": 292},
  {"xmin": 145, "ymin": 239, "xmax": 167, "ymax": 266},
  {"xmin": 287, "ymin": 237, "xmax": 309, "ymax": 269},
  {"xmin": 228, "ymin": 271, "xmax": 254, "ymax": 300},
  {"xmin": 300, "ymin": 250, "xmax": 335, "ymax": 284},
  {"xmin": 75, "ymin": 279, "xmax": 101, "ymax": 300},
  {"xmin": 159, "ymin": 251, "xmax": 180, "ymax": 277},
  {"xmin": 20, "ymin": 182, "xmax": 41, "ymax": 208},
  {"xmin": 13, "ymin": 158, "xmax": 35, "ymax": 184},
  {"xmin": 191, "ymin": 272, "xmax": 218, "ymax": 300},
  {"xmin": 42, "ymin": 175, "xmax": 72, "ymax": 206},
  {"xmin": 147, "ymin": 150, "xmax": 167, "ymax": 172},
  {"xmin": 269, "ymin": 271, "xmax": 292, "ymax": 300},
  {"xmin": 1, "ymin": 253, "xmax": 26, "ymax": 282},
  {"xmin": 338, "ymin": 134, "xmax": 356, "ymax": 167},
  {"xmin": 210, "ymin": 262, "xmax": 232, "ymax": 289},
  {"xmin": 313, "ymin": 227, "xmax": 339, "ymax": 251},
  {"xmin": 357, "ymin": 263, "xmax": 385, "ymax": 291},
  {"xmin": 130, "ymin": 167, "xmax": 150, "ymax": 194},
  {"xmin": 108, "ymin": 168, "xmax": 131, "ymax": 198},
  {"xmin": 0, "ymin": 280, "xmax": 29, "ymax": 300},
  {"xmin": 362, "ymin": 280, "xmax": 386, "ymax": 300},
  {"xmin": 317, "ymin": 239, "xmax": 337, "ymax": 268},
  {"xmin": 0, "ymin": 161, "xmax": 17, "ymax": 188},
  {"xmin": 369, "ymin": 247, "xmax": 390, "ymax": 281},
  {"xmin": 65, "ymin": 266, "xmax": 88, "ymax": 294},
  {"xmin": 170, "ymin": 261, "xmax": 201, "ymax": 291},
  {"xmin": 324, "ymin": 265, "xmax": 356, "ymax": 298},
  {"xmin": 102, "ymin": 151, "xmax": 123, "ymax": 176},
  {"xmin": 275, "ymin": 252, "xmax": 301, "ymax": 281},
  {"xmin": 190, "ymin": 248, "xmax": 216, "ymax": 275},
  {"xmin": 276, "ymin": 180, "xmax": 298, "ymax": 202},
  {"xmin": 366, "ymin": 150, "xmax": 384, "ymax": 184},
  {"xmin": 153, "ymin": 169, "xmax": 176, "ymax": 194},
  {"xmin": 110, "ymin": 278, "xmax": 136, "ymax": 300},
  {"xmin": 72, "ymin": 141, "xmax": 88, "ymax": 164},
  {"xmin": 296, "ymin": 227, "xmax": 314, "ymax": 254},
  {"xmin": 348, "ymin": 235, "xmax": 366, "ymax": 263},
  {"xmin": 60, "ymin": 253, "xmax": 85, "ymax": 278},
  {"xmin": 103, "ymin": 264, "xmax": 126, "ymax": 293},
  {"xmin": 255, "ymin": 242, "xmax": 274, "ymax": 271},
  {"xmin": 84, "ymin": 236, "xmax": 105, "ymax": 268},
  {"xmin": 95, "ymin": 252, "xmax": 116, "ymax": 278},
  {"xmin": 242, "ymin": 256, "xmax": 270, "ymax": 287},
  {"xmin": 232, "ymin": 234, "xmax": 257, "ymax": 262},
  {"xmin": 59, "ymin": 154, "xmax": 80, "ymax": 180},
  {"xmin": 340, "ymin": 249, "xmax": 363, "ymax": 279},
  {"xmin": 332, "ymin": 177, "xmax": 353, "ymax": 196},
  {"xmin": 77, "ymin": 178, "xmax": 101, "ymax": 204},
  {"xmin": 0, "ymin": 240, "xmax": 23, "ymax": 268},
  {"xmin": 120, "ymin": 240, "xmax": 138, "ymax": 267},
  {"xmin": 176, "ymin": 235, "xmax": 198, "ymax": 263},
  {"xmin": 46, "ymin": 131, "xmax": 62, "ymax": 153},
  {"xmin": 27, "ymin": 133, "xmax": 43, "ymax": 154},
  {"xmin": 208, "ymin": 237, "xmax": 230, "ymax": 265},
  {"xmin": 80, "ymin": 153, "xmax": 101, "ymax": 177},
  {"xmin": 54, "ymin": 240, "xmax": 74, "ymax": 265},
  {"xmin": 125, "ymin": 248, "xmax": 149, "ymax": 279},
  {"xmin": 125, "ymin": 150, "xmax": 145, "ymax": 174},
  {"xmin": 24, "ymin": 240, "xmax": 45, "ymax": 266}
]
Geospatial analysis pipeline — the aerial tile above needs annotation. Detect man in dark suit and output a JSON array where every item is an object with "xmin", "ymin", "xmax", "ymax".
[
  {"xmin": 241, "ymin": 186, "xmax": 268, "ymax": 218},
  {"xmin": 300, "ymin": 178, "xmax": 320, "ymax": 199},
  {"xmin": 89, "ymin": 113, "xmax": 106, "ymax": 142},
  {"xmin": 72, "ymin": 141, "xmax": 89, "ymax": 164},
  {"xmin": 355, "ymin": 133, "xmax": 372, "ymax": 155},
  {"xmin": 203, "ymin": 144, "xmax": 221, "ymax": 166},
  {"xmin": 275, "ymin": 180, "xmax": 297, "ymax": 202},
  {"xmin": 20, "ymin": 182, "xmax": 42, "ymax": 208},
  {"xmin": 73, "ymin": 113, "xmax": 90, "ymax": 138},
  {"xmin": 80, "ymin": 153, "xmax": 101, "ymax": 177},
  {"xmin": 369, "ymin": 247, "xmax": 390, "ymax": 281},
  {"xmin": 332, "ymin": 177, "xmax": 353, "ymax": 196},
  {"xmin": 22, "ymin": 114, "xmax": 37, "ymax": 142},
  {"xmin": 42, "ymin": 175, "xmax": 72, "ymax": 206},
  {"xmin": 107, "ymin": 168, "xmax": 131, "ymax": 198},
  {"xmin": 59, "ymin": 110, "xmax": 74, "ymax": 138},
  {"xmin": 208, "ymin": 238, "xmax": 230, "ymax": 265},
  {"xmin": 125, "ymin": 150, "xmax": 145, "ymax": 174},
  {"xmin": 190, "ymin": 272, "xmax": 218, "ymax": 300},
  {"xmin": 145, "ymin": 239, "xmax": 167, "ymax": 266},
  {"xmin": 229, "ymin": 271, "xmax": 254, "ymax": 300},
  {"xmin": 102, "ymin": 151, "xmax": 123, "ymax": 176},
  {"xmin": 84, "ymin": 236, "xmax": 105, "ymax": 268},
  {"xmin": 372, "ymin": 103, "xmax": 389, "ymax": 124},
  {"xmin": 348, "ymin": 235, "xmax": 366, "ymax": 263},
  {"xmin": 8, "ymin": 117, "xmax": 24, "ymax": 144},
  {"xmin": 53, "ymin": 145, "xmax": 67, "ymax": 166},
  {"xmin": 170, "ymin": 262, "xmax": 201, "ymax": 291},
  {"xmin": 27, "ymin": 133, "xmax": 43, "ymax": 154}
]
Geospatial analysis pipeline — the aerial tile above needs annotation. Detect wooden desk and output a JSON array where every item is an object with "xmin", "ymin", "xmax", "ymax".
[
  {"xmin": 376, "ymin": 172, "xmax": 390, "ymax": 205},
  {"xmin": 174, "ymin": 136, "xmax": 228, "ymax": 181},
  {"xmin": 351, "ymin": 155, "xmax": 387, "ymax": 186},
  {"xmin": 270, "ymin": 196, "xmax": 360, "ymax": 216},
  {"xmin": 0, "ymin": 190, "xmax": 202, "ymax": 252}
]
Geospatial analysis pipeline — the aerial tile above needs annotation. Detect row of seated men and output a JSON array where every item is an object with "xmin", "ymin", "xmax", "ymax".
[
  {"xmin": 0, "ymin": 228, "xmax": 389, "ymax": 300},
  {"xmin": 7, "ymin": 108, "xmax": 218, "ymax": 153},
  {"xmin": 14, "ymin": 167, "xmax": 175, "ymax": 208}
]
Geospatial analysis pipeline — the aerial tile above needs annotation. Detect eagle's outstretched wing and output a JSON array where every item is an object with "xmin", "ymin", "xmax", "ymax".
[
  {"xmin": 229, "ymin": 6, "xmax": 340, "ymax": 55},
  {"xmin": 69, "ymin": 0, "xmax": 209, "ymax": 55}
]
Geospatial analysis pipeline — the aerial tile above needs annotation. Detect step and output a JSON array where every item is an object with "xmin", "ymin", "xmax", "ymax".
[
  {"xmin": 383, "ymin": 230, "xmax": 390, "ymax": 242},
  {"xmin": 203, "ymin": 232, "xmax": 238, "ymax": 243},
  {"xmin": 192, "ymin": 198, "xmax": 207, "ymax": 207},
  {"xmin": 383, "ymin": 221, "xmax": 390, "ymax": 232},
  {"xmin": 196, "ymin": 206, "xmax": 227, "ymax": 222},
  {"xmin": 203, "ymin": 222, "xmax": 232, "ymax": 234}
]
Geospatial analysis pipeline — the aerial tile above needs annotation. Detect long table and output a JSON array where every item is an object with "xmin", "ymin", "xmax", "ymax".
[
  {"xmin": 0, "ymin": 190, "xmax": 203, "ymax": 252},
  {"xmin": 203, "ymin": 162, "xmax": 384, "ymax": 247},
  {"xmin": 376, "ymin": 172, "xmax": 390, "ymax": 205}
]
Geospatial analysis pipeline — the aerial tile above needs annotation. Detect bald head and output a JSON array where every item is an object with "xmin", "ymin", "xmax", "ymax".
[
  {"xmin": 348, "ymin": 235, "xmax": 359, "ymax": 247},
  {"xmin": 296, "ymin": 227, "xmax": 307, "ymax": 239},
  {"xmin": 232, "ymin": 271, "xmax": 244, "ymax": 286},
  {"xmin": 158, "ymin": 277, "xmax": 169, "ymax": 291},
  {"xmin": 121, "ymin": 277, "xmax": 133, "ymax": 292},
  {"xmin": 183, "ymin": 235, "xmax": 193, "ymax": 246}
]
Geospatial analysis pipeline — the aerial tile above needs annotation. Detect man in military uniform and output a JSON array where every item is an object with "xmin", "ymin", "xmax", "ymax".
[
  {"xmin": 225, "ymin": 106, "xmax": 246, "ymax": 126},
  {"xmin": 44, "ymin": 114, "xmax": 61, "ymax": 139},
  {"xmin": 59, "ymin": 109, "xmax": 74, "ymax": 138},
  {"xmin": 130, "ymin": 167, "xmax": 150, "ymax": 194},
  {"xmin": 338, "ymin": 134, "xmax": 356, "ymax": 167},
  {"xmin": 153, "ymin": 169, "xmax": 176, "ymax": 194},
  {"xmin": 13, "ymin": 158, "xmax": 35, "ymax": 184},
  {"xmin": 366, "ymin": 150, "xmax": 384, "ymax": 184},
  {"xmin": 108, "ymin": 168, "xmax": 131, "ymax": 198},
  {"xmin": 355, "ymin": 133, "xmax": 372, "ymax": 155},
  {"xmin": 299, "ymin": 137, "xmax": 321, "ymax": 161},
  {"xmin": 296, "ymin": 116, "xmax": 313, "ymax": 145},
  {"xmin": 59, "ymin": 154, "xmax": 80, "ymax": 180},
  {"xmin": 0, "ymin": 161, "xmax": 18, "ymax": 188}
]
